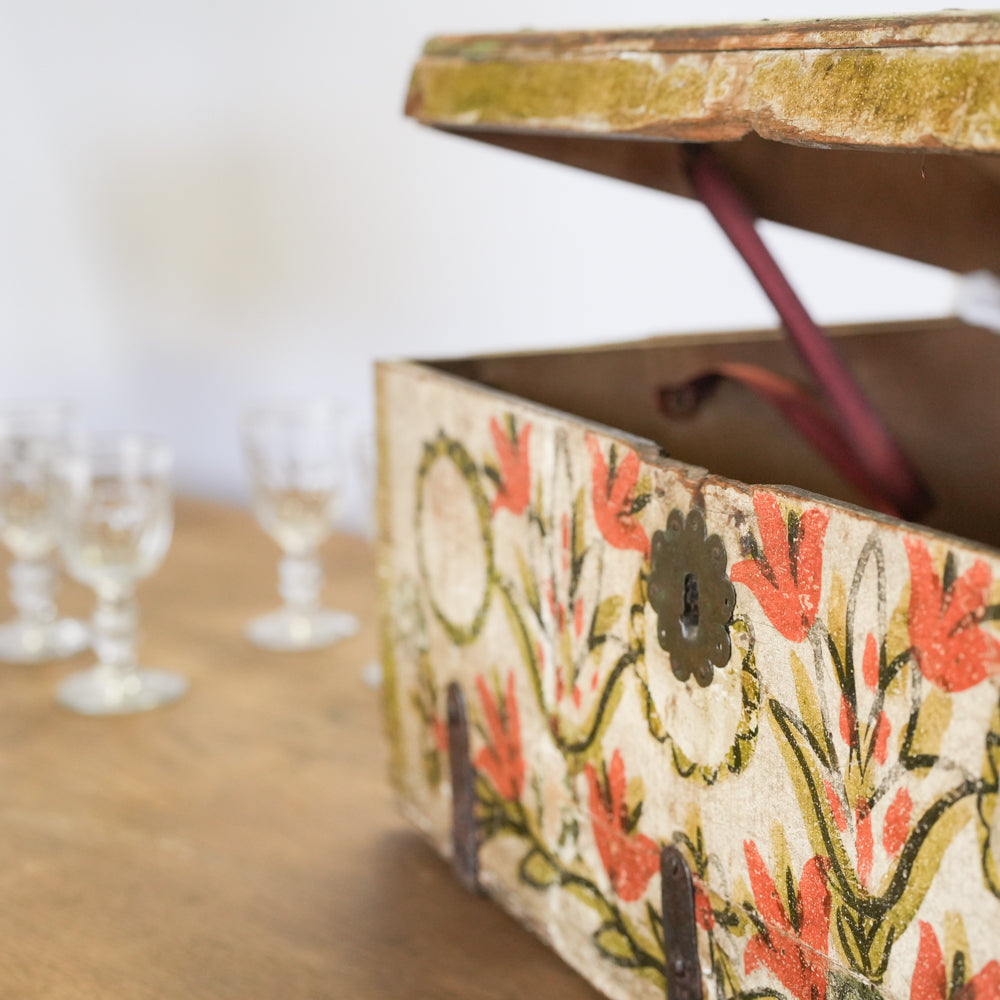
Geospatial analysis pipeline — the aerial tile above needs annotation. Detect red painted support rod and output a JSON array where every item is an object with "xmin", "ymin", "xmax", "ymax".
[{"xmin": 683, "ymin": 145, "xmax": 932, "ymax": 521}]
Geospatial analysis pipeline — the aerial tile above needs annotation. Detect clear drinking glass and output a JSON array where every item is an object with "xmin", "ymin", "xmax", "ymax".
[
  {"xmin": 0, "ymin": 403, "xmax": 88, "ymax": 662},
  {"xmin": 243, "ymin": 401, "xmax": 359, "ymax": 651},
  {"xmin": 56, "ymin": 435, "xmax": 187, "ymax": 715}
]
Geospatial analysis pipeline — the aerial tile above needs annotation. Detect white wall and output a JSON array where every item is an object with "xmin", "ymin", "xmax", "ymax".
[{"xmin": 0, "ymin": 1, "xmax": 977, "ymax": 529}]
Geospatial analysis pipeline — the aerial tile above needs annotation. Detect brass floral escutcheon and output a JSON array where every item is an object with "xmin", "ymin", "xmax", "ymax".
[{"xmin": 647, "ymin": 508, "xmax": 735, "ymax": 687}]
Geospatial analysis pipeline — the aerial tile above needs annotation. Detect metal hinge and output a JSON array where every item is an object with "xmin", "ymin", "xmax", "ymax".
[
  {"xmin": 447, "ymin": 682, "xmax": 479, "ymax": 893},
  {"xmin": 661, "ymin": 845, "xmax": 703, "ymax": 1000}
]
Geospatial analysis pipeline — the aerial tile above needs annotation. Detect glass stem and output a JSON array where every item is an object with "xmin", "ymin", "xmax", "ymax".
[
  {"xmin": 93, "ymin": 587, "xmax": 139, "ymax": 684},
  {"xmin": 9, "ymin": 558, "xmax": 57, "ymax": 628},
  {"xmin": 279, "ymin": 553, "xmax": 323, "ymax": 614}
]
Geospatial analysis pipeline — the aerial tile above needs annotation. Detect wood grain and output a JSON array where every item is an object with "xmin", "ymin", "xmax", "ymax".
[
  {"xmin": 0, "ymin": 499, "xmax": 602, "ymax": 1000},
  {"xmin": 422, "ymin": 13, "xmax": 1000, "ymax": 56}
]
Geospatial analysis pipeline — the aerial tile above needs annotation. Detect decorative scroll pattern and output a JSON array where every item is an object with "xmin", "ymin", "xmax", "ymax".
[{"xmin": 381, "ymin": 368, "xmax": 1000, "ymax": 1000}]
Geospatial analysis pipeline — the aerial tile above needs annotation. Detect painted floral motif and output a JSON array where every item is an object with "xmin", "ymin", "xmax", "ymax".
[
  {"xmin": 585, "ymin": 749, "xmax": 660, "ymax": 902},
  {"xmin": 731, "ymin": 492, "xmax": 829, "ymax": 643},
  {"xmin": 411, "ymin": 649, "xmax": 448, "ymax": 788},
  {"xmin": 538, "ymin": 499, "xmax": 609, "ymax": 733},
  {"xmin": 634, "ymin": 605, "xmax": 761, "ymax": 786},
  {"xmin": 475, "ymin": 671, "xmax": 525, "ymax": 802},
  {"xmin": 911, "ymin": 921, "xmax": 1000, "ymax": 1000},
  {"xmin": 905, "ymin": 537, "xmax": 1000, "ymax": 692},
  {"xmin": 586, "ymin": 433, "xmax": 650, "ymax": 558},
  {"xmin": 394, "ymin": 402, "xmax": 1000, "ymax": 1000},
  {"xmin": 492, "ymin": 427, "xmax": 639, "ymax": 758},
  {"xmin": 488, "ymin": 416, "xmax": 533, "ymax": 517},
  {"xmin": 744, "ymin": 841, "xmax": 830, "ymax": 1000},
  {"xmin": 825, "ymin": 634, "xmax": 913, "ymax": 887},
  {"xmin": 414, "ymin": 433, "xmax": 495, "ymax": 646},
  {"xmin": 977, "ymin": 704, "xmax": 1000, "ymax": 901}
]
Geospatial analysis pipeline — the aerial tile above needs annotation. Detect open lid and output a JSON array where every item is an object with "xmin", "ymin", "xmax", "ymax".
[{"xmin": 405, "ymin": 12, "xmax": 1000, "ymax": 273}]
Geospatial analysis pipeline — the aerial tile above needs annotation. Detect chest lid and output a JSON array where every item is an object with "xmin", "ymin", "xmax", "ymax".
[{"xmin": 405, "ymin": 12, "xmax": 1000, "ymax": 274}]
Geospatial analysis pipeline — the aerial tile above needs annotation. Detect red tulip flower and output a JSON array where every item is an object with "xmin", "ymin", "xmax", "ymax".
[
  {"xmin": 475, "ymin": 671, "xmax": 525, "ymax": 801},
  {"xmin": 585, "ymin": 749, "xmax": 659, "ymax": 902},
  {"xmin": 490, "ymin": 417, "xmax": 532, "ymax": 517},
  {"xmin": 911, "ymin": 921, "xmax": 1000, "ymax": 1000},
  {"xmin": 904, "ymin": 537, "xmax": 1000, "ymax": 692},
  {"xmin": 586, "ymin": 435, "xmax": 650, "ymax": 558},
  {"xmin": 744, "ymin": 840, "xmax": 830, "ymax": 1000},
  {"xmin": 731, "ymin": 493, "xmax": 829, "ymax": 643}
]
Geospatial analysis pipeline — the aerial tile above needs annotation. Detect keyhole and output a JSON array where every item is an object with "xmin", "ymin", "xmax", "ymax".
[{"xmin": 680, "ymin": 572, "xmax": 700, "ymax": 640}]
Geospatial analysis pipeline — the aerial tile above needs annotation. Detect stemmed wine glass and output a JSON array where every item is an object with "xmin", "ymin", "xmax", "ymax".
[
  {"xmin": 56, "ymin": 435, "xmax": 188, "ymax": 715},
  {"xmin": 243, "ymin": 400, "xmax": 359, "ymax": 651},
  {"xmin": 0, "ymin": 403, "xmax": 88, "ymax": 662}
]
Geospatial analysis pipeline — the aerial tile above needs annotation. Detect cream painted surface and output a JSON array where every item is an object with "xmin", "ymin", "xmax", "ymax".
[{"xmin": 379, "ymin": 359, "xmax": 1000, "ymax": 1000}]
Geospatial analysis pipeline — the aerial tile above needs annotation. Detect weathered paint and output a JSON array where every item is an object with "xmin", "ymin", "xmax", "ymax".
[
  {"xmin": 378, "ymin": 358, "xmax": 1000, "ymax": 1000},
  {"xmin": 408, "ymin": 30, "xmax": 1000, "ymax": 152},
  {"xmin": 746, "ymin": 48, "xmax": 1000, "ymax": 149},
  {"xmin": 410, "ymin": 55, "xmax": 715, "ymax": 132},
  {"xmin": 421, "ymin": 12, "xmax": 1000, "ymax": 59},
  {"xmin": 392, "ymin": 14, "xmax": 1000, "ymax": 999}
]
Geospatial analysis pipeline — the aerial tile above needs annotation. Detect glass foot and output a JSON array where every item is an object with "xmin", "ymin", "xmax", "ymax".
[
  {"xmin": 246, "ymin": 606, "xmax": 359, "ymax": 651},
  {"xmin": 0, "ymin": 617, "xmax": 89, "ymax": 664},
  {"xmin": 56, "ymin": 665, "xmax": 188, "ymax": 716}
]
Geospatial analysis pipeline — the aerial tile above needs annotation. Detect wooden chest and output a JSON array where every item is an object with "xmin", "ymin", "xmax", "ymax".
[{"xmin": 377, "ymin": 14, "xmax": 1000, "ymax": 1000}]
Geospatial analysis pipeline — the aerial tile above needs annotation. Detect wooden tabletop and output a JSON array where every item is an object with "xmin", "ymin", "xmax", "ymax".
[{"xmin": 0, "ymin": 498, "xmax": 602, "ymax": 999}]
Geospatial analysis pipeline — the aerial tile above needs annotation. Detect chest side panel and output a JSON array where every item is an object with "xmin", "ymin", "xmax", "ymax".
[{"xmin": 377, "ymin": 360, "xmax": 1000, "ymax": 1000}]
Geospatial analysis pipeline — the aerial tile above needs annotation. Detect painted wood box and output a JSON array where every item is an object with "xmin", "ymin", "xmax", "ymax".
[{"xmin": 377, "ymin": 14, "xmax": 1000, "ymax": 1000}]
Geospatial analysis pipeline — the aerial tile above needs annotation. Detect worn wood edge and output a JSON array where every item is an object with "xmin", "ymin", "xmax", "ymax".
[
  {"xmin": 376, "ymin": 363, "xmax": 408, "ymax": 793},
  {"xmin": 406, "ymin": 37, "xmax": 1000, "ymax": 154},
  {"xmin": 379, "ymin": 358, "xmax": 690, "ymax": 478},
  {"xmin": 421, "ymin": 315, "xmax": 961, "ymax": 364},
  {"xmin": 421, "ymin": 12, "xmax": 1000, "ymax": 58},
  {"xmin": 386, "ymin": 350, "xmax": 1000, "ymax": 561}
]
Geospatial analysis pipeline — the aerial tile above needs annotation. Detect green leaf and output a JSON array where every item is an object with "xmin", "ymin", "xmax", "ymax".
[
  {"xmin": 631, "ymin": 492, "xmax": 651, "ymax": 515},
  {"xmin": 880, "ymin": 791, "xmax": 975, "ymax": 958},
  {"xmin": 519, "ymin": 848, "xmax": 561, "ymax": 889},
  {"xmin": 409, "ymin": 688, "xmax": 431, "ymax": 724},
  {"xmin": 943, "ymin": 550, "xmax": 958, "ymax": 593},
  {"xmin": 516, "ymin": 548, "xmax": 542, "ymax": 621},
  {"xmin": 787, "ymin": 508, "xmax": 801, "ymax": 557},
  {"xmin": 497, "ymin": 583, "xmax": 545, "ymax": 719},
  {"xmin": 482, "ymin": 462, "xmax": 501, "ymax": 488},
  {"xmin": 789, "ymin": 649, "xmax": 834, "ymax": 770},
  {"xmin": 594, "ymin": 922, "xmax": 638, "ymax": 966},
  {"xmin": 474, "ymin": 770, "xmax": 495, "ymax": 798},
  {"xmin": 626, "ymin": 797, "xmax": 644, "ymax": 834},
  {"xmin": 767, "ymin": 699, "xmax": 858, "ymax": 901},
  {"xmin": 592, "ymin": 595, "xmax": 625, "ymax": 640},
  {"xmin": 646, "ymin": 901, "xmax": 664, "ymax": 951},
  {"xmin": 828, "ymin": 969, "xmax": 883, "ymax": 1000},
  {"xmin": 421, "ymin": 748, "xmax": 441, "ymax": 789},
  {"xmin": 981, "ymin": 707, "xmax": 1000, "ymax": 899}
]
